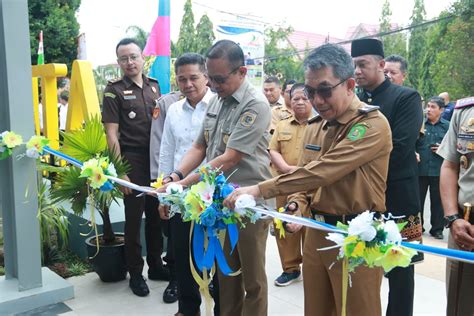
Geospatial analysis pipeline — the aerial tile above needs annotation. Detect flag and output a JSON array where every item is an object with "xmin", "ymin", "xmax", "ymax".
[
  {"xmin": 37, "ymin": 30, "xmax": 44, "ymax": 65},
  {"xmin": 143, "ymin": 0, "xmax": 171, "ymax": 94}
]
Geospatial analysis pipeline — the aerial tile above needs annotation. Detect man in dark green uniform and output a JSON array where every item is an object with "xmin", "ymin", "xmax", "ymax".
[
  {"xmin": 416, "ymin": 96, "xmax": 449, "ymax": 239},
  {"xmin": 352, "ymin": 38, "xmax": 423, "ymax": 316},
  {"xmin": 102, "ymin": 38, "xmax": 168, "ymax": 297}
]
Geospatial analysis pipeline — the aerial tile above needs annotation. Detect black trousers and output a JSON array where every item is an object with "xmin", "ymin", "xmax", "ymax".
[
  {"xmin": 419, "ymin": 176, "xmax": 444, "ymax": 235},
  {"xmin": 170, "ymin": 215, "xmax": 220, "ymax": 316},
  {"xmin": 122, "ymin": 151, "xmax": 164, "ymax": 276},
  {"xmin": 386, "ymin": 265, "xmax": 415, "ymax": 316}
]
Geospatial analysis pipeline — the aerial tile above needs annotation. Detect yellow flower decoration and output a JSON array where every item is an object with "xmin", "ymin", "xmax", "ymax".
[
  {"xmin": 151, "ymin": 174, "xmax": 164, "ymax": 189},
  {"xmin": 351, "ymin": 241, "xmax": 366, "ymax": 258},
  {"xmin": 2, "ymin": 131, "xmax": 23, "ymax": 148},
  {"xmin": 80, "ymin": 158, "xmax": 108, "ymax": 189},
  {"xmin": 363, "ymin": 246, "xmax": 384, "ymax": 267},
  {"xmin": 375, "ymin": 245, "xmax": 417, "ymax": 272},
  {"xmin": 273, "ymin": 207, "xmax": 286, "ymax": 239}
]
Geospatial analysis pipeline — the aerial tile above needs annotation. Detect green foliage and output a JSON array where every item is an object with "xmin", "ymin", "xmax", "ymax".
[
  {"xmin": 61, "ymin": 116, "xmax": 107, "ymax": 162},
  {"xmin": 37, "ymin": 179, "xmax": 70, "ymax": 264},
  {"xmin": 195, "ymin": 15, "xmax": 216, "ymax": 56},
  {"xmin": 93, "ymin": 65, "xmax": 122, "ymax": 107},
  {"xmin": 379, "ymin": 0, "xmax": 407, "ymax": 58},
  {"xmin": 418, "ymin": 0, "xmax": 473, "ymax": 100},
  {"xmin": 407, "ymin": 0, "xmax": 428, "ymax": 89},
  {"xmin": 51, "ymin": 117, "xmax": 130, "ymax": 243},
  {"xmin": 28, "ymin": 0, "xmax": 81, "ymax": 70},
  {"xmin": 264, "ymin": 26, "xmax": 304, "ymax": 82},
  {"xmin": 0, "ymin": 266, "xmax": 4, "ymax": 276},
  {"xmin": 175, "ymin": 0, "xmax": 196, "ymax": 56},
  {"xmin": 126, "ymin": 25, "xmax": 149, "ymax": 50}
]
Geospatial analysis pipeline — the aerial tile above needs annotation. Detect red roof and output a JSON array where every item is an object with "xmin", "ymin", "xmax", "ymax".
[
  {"xmin": 286, "ymin": 30, "xmax": 350, "ymax": 57},
  {"xmin": 345, "ymin": 23, "xmax": 399, "ymax": 40}
]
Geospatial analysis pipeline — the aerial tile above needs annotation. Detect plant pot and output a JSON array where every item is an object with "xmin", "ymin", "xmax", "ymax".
[{"xmin": 85, "ymin": 233, "xmax": 127, "ymax": 282}]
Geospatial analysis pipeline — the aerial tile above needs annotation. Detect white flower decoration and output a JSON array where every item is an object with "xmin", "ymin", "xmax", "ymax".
[
  {"xmin": 384, "ymin": 220, "xmax": 402, "ymax": 244},
  {"xmin": 234, "ymin": 194, "xmax": 256, "ymax": 215},
  {"xmin": 348, "ymin": 211, "xmax": 377, "ymax": 241},
  {"xmin": 166, "ymin": 183, "xmax": 183, "ymax": 194}
]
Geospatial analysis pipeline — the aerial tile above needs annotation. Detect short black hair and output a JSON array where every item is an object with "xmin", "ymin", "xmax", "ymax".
[
  {"xmin": 283, "ymin": 79, "xmax": 297, "ymax": 91},
  {"xmin": 174, "ymin": 53, "xmax": 206, "ymax": 74},
  {"xmin": 264, "ymin": 76, "xmax": 280, "ymax": 86},
  {"xmin": 289, "ymin": 83, "xmax": 305, "ymax": 99},
  {"xmin": 59, "ymin": 91, "xmax": 69, "ymax": 102},
  {"xmin": 385, "ymin": 54, "xmax": 408, "ymax": 73},
  {"xmin": 428, "ymin": 96, "xmax": 445, "ymax": 108},
  {"xmin": 115, "ymin": 38, "xmax": 141, "ymax": 55},
  {"xmin": 206, "ymin": 40, "xmax": 244, "ymax": 69}
]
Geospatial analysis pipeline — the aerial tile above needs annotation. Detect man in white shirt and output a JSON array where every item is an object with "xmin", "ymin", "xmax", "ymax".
[
  {"xmin": 58, "ymin": 91, "xmax": 69, "ymax": 131},
  {"xmin": 158, "ymin": 53, "xmax": 215, "ymax": 316}
]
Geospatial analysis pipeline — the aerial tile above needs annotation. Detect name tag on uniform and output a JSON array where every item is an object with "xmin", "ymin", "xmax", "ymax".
[
  {"xmin": 124, "ymin": 95, "xmax": 137, "ymax": 100},
  {"xmin": 305, "ymin": 144, "xmax": 321, "ymax": 151}
]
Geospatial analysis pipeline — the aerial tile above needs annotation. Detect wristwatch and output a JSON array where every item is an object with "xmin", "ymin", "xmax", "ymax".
[{"xmin": 444, "ymin": 214, "xmax": 461, "ymax": 229}]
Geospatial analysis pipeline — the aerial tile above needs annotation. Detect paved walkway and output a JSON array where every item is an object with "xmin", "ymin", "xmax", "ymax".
[{"xmin": 57, "ymin": 232, "xmax": 448, "ymax": 316}]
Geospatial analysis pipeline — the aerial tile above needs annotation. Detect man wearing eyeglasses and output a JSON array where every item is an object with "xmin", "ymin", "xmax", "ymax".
[
  {"xmin": 224, "ymin": 43, "xmax": 392, "ymax": 316},
  {"xmin": 352, "ymin": 38, "xmax": 423, "ymax": 316},
  {"xmin": 102, "ymin": 38, "xmax": 169, "ymax": 297},
  {"xmin": 158, "ymin": 39, "xmax": 272, "ymax": 315}
]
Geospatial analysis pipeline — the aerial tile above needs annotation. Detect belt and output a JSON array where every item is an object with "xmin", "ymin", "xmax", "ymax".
[
  {"xmin": 120, "ymin": 145, "xmax": 149, "ymax": 154},
  {"xmin": 310, "ymin": 210, "xmax": 359, "ymax": 226}
]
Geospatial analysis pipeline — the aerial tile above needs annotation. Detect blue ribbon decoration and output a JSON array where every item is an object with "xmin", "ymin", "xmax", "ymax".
[
  {"xmin": 43, "ymin": 146, "xmax": 114, "ymax": 192},
  {"xmin": 192, "ymin": 222, "xmax": 237, "ymax": 275}
]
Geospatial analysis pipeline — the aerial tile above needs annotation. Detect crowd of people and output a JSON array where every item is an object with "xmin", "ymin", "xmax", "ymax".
[{"xmin": 100, "ymin": 36, "xmax": 473, "ymax": 316}]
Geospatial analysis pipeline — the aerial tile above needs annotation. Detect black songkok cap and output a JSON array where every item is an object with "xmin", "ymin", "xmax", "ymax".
[{"xmin": 351, "ymin": 38, "xmax": 384, "ymax": 58}]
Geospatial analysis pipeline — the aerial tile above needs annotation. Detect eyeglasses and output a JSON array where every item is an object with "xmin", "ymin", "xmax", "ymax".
[
  {"xmin": 208, "ymin": 65, "xmax": 242, "ymax": 84},
  {"xmin": 304, "ymin": 78, "xmax": 349, "ymax": 100},
  {"xmin": 117, "ymin": 54, "xmax": 141, "ymax": 64}
]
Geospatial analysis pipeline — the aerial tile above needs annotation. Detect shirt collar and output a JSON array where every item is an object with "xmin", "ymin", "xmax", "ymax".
[
  {"xmin": 364, "ymin": 78, "xmax": 391, "ymax": 97},
  {"xmin": 322, "ymin": 95, "xmax": 362, "ymax": 129},
  {"xmin": 223, "ymin": 79, "xmax": 249, "ymax": 104},
  {"xmin": 122, "ymin": 74, "xmax": 148, "ymax": 89},
  {"xmin": 183, "ymin": 88, "xmax": 215, "ymax": 111}
]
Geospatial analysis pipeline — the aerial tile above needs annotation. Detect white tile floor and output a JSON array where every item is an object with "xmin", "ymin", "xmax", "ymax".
[
  {"xmin": 60, "ymin": 194, "xmax": 449, "ymax": 315},
  {"xmin": 61, "ymin": 232, "xmax": 447, "ymax": 316}
]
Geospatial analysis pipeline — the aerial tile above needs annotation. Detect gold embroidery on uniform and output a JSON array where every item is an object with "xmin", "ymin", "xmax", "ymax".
[
  {"xmin": 204, "ymin": 130, "xmax": 209, "ymax": 143},
  {"xmin": 460, "ymin": 155, "xmax": 468, "ymax": 169},
  {"xmin": 223, "ymin": 134, "xmax": 230, "ymax": 144},
  {"xmin": 240, "ymin": 111, "xmax": 257, "ymax": 127},
  {"xmin": 104, "ymin": 92, "xmax": 116, "ymax": 99},
  {"xmin": 123, "ymin": 90, "xmax": 133, "ymax": 95}
]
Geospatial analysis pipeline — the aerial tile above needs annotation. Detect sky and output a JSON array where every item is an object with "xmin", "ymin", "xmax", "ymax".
[{"xmin": 76, "ymin": 0, "xmax": 454, "ymax": 67}]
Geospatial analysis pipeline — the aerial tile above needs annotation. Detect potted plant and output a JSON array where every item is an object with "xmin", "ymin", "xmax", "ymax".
[{"xmin": 51, "ymin": 116, "xmax": 130, "ymax": 282}]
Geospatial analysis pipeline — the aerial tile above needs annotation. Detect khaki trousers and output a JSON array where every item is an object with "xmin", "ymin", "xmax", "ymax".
[
  {"xmin": 275, "ymin": 195, "xmax": 304, "ymax": 273},
  {"xmin": 218, "ymin": 218, "xmax": 270, "ymax": 316},
  {"xmin": 303, "ymin": 229, "xmax": 383, "ymax": 316},
  {"xmin": 446, "ymin": 234, "xmax": 474, "ymax": 316}
]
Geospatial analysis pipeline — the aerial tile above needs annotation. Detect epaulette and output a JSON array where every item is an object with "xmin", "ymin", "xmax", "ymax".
[
  {"xmin": 107, "ymin": 77, "xmax": 122, "ymax": 84},
  {"xmin": 455, "ymin": 96, "xmax": 474, "ymax": 109},
  {"xmin": 359, "ymin": 104, "xmax": 380, "ymax": 114},
  {"xmin": 308, "ymin": 114, "xmax": 322, "ymax": 124},
  {"xmin": 147, "ymin": 76, "xmax": 159, "ymax": 83}
]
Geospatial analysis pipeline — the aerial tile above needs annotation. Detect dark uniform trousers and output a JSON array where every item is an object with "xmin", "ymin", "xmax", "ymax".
[
  {"xmin": 303, "ymin": 228, "xmax": 383, "ymax": 316},
  {"xmin": 385, "ymin": 176, "xmax": 421, "ymax": 316},
  {"xmin": 122, "ymin": 150, "xmax": 164, "ymax": 276},
  {"xmin": 218, "ymin": 218, "xmax": 270, "ymax": 316},
  {"xmin": 419, "ymin": 176, "xmax": 444, "ymax": 235}
]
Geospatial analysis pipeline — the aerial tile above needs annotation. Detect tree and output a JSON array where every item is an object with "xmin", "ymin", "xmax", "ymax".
[
  {"xmin": 430, "ymin": 2, "xmax": 474, "ymax": 99},
  {"xmin": 407, "ymin": 0, "xmax": 427, "ymax": 89},
  {"xmin": 28, "ymin": 0, "xmax": 81, "ymax": 71},
  {"xmin": 379, "ymin": 0, "xmax": 407, "ymax": 58},
  {"xmin": 195, "ymin": 14, "xmax": 215, "ymax": 56},
  {"xmin": 174, "ymin": 0, "xmax": 196, "ymax": 57},
  {"xmin": 264, "ymin": 26, "xmax": 304, "ymax": 82},
  {"xmin": 126, "ymin": 25, "xmax": 149, "ymax": 50}
]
